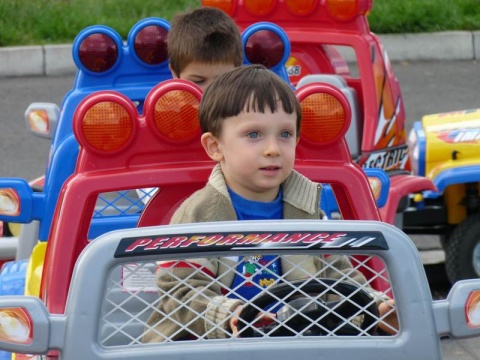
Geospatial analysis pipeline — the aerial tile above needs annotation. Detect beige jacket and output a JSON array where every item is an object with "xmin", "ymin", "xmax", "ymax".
[{"xmin": 142, "ymin": 164, "xmax": 368, "ymax": 342}]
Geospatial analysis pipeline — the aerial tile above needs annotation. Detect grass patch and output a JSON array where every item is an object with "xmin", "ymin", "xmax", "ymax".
[
  {"xmin": 368, "ymin": 0, "xmax": 480, "ymax": 34},
  {"xmin": 0, "ymin": 0, "xmax": 201, "ymax": 46},
  {"xmin": 0, "ymin": 0, "xmax": 479, "ymax": 46}
]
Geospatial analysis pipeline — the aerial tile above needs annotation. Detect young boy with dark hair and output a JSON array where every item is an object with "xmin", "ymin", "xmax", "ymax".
[
  {"xmin": 142, "ymin": 65, "xmax": 398, "ymax": 343},
  {"xmin": 167, "ymin": 6, "xmax": 243, "ymax": 91}
]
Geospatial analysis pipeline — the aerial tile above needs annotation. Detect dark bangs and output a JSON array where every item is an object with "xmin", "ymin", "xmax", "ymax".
[{"xmin": 199, "ymin": 64, "xmax": 301, "ymax": 137}]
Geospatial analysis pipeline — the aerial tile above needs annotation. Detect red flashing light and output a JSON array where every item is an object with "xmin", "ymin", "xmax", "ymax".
[
  {"xmin": 134, "ymin": 25, "xmax": 169, "ymax": 65},
  {"xmin": 78, "ymin": 33, "xmax": 118, "ymax": 72},
  {"xmin": 202, "ymin": 0, "xmax": 235, "ymax": 15},
  {"xmin": 82, "ymin": 101, "xmax": 134, "ymax": 152},
  {"xmin": 245, "ymin": 0, "xmax": 276, "ymax": 16},
  {"xmin": 285, "ymin": 0, "xmax": 318, "ymax": 16},
  {"xmin": 244, "ymin": 30, "xmax": 284, "ymax": 69}
]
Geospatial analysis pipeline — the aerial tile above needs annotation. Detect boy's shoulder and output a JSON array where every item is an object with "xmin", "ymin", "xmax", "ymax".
[{"xmin": 170, "ymin": 183, "xmax": 236, "ymax": 224}]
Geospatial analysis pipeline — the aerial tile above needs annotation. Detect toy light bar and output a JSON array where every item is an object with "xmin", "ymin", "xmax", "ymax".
[
  {"xmin": 73, "ymin": 80, "xmax": 203, "ymax": 161},
  {"xmin": 73, "ymin": 18, "xmax": 170, "ymax": 75},
  {"xmin": 203, "ymin": 0, "xmax": 372, "ymax": 22},
  {"xmin": 242, "ymin": 22, "xmax": 290, "ymax": 83}
]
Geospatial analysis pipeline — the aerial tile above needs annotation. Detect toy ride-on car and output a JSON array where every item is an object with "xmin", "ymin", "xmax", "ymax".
[{"xmin": 406, "ymin": 108, "xmax": 480, "ymax": 284}]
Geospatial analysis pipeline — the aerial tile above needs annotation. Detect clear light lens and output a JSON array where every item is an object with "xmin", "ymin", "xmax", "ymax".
[
  {"xmin": 367, "ymin": 177, "xmax": 381, "ymax": 200},
  {"xmin": 27, "ymin": 110, "xmax": 49, "ymax": 134},
  {"xmin": 0, "ymin": 308, "xmax": 32, "ymax": 344},
  {"xmin": 466, "ymin": 290, "xmax": 480, "ymax": 328},
  {"xmin": 0, "ymin": 189, "xmax": 20, "ymax": 216}
]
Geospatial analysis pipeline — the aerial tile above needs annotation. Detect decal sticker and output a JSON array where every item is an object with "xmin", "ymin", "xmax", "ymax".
[
  {"xmin": 121, "ymin": 263, "xmax": 156, "ymax": 292},
  {"xmin": 286, "ymin": 56, "xmax": 306, "ymax": 85},
  {"xmin": 436, "ymin": 127, "xmax": 480, "ymax": 144},
  {"xmin": 361, "ymin": 145, "xmax": 409, "ymax": 171},
  {"xmin": 114, "ymin": 231, "xmax": 388, "ymax": 258}
]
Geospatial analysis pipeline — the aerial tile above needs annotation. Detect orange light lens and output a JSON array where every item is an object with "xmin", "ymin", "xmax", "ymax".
[
  {"xmin": 466, "ymin": 290, "xmax": 480, "ymax": 328},
  {"xmin": 202, "ymin": 0, "xmax": 234, "ymax": 15},
  {"xmin": 285, "ymin": 0, "xmax": 318, "ymax": 16},
  {"xmin": 300, "ymin": 93, "xmax": 346, "ymax": 144},
  {"xmin": 245, "ymin": 0, "xmax": 276, "ymax": 16},
  {"xmin": 153, "ymin": 90, "xmax": 200, "ymax": 142},
  {"xmin": 0, "ymin": 189, "xmax": 20, "ymax": 216},
  {"xmin": 82, "ymin": 102, "xmax": 133, "ymax": 152},
  {"xmin": 325, "ymin": 0, "xmax": 358, "ymax": 21},
  {"xmin": 0, "ymin": 308, "xmax": 32, "ymax": 344},
  {"xmin": 27, "ymin": 110, "xmax": 49, "ymax": 134}
]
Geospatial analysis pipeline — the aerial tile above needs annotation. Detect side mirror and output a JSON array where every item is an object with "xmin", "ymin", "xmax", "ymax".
[{"xmin": 24, "ymin": 103, "xmax": 60, "ymax": 139}]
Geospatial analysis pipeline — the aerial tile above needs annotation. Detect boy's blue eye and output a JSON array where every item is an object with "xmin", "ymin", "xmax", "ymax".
[
  {"xmin": 247, "ymin": 132, "xmax": 260, "ymax": 139},
  {"xmin": 280, "ymin": 131, "xmax": 292, "ymax": 138}
]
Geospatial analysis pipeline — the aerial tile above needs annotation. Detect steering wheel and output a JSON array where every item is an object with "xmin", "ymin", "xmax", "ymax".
[{"xmin": 237, "ymin": 278, "xmax": 379, "ymax": 337}]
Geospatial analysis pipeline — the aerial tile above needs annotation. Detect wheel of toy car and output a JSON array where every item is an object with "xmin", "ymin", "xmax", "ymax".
[
  {"xmin": 237, "ymin": 278, "xmax": 379, "ymax": 337},
  {"xmin": 445, "ymin": 213, "xmax": 480, "ymax": 283}
]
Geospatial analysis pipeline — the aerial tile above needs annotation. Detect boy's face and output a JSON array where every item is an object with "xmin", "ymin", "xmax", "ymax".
[
  {"xmin": 202, "ymin": 105, "xmax": 298, "ymax": 202},
  {"xmin": 173, "ymin": 61, "xmax": 236, "ymax": 91}
]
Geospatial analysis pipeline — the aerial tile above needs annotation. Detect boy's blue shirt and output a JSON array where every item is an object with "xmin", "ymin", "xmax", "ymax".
[{"xmin": 227, "ymin": 187, "xmax": 282, "ymax": 301}]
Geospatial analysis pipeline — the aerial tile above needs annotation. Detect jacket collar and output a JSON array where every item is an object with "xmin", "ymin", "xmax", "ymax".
[{"xmin": 208, "ymin": 164, "xmax": 320, "ymax": 216}]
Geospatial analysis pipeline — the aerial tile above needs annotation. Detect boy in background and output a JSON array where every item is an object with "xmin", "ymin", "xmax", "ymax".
[
  {"xmin": 167, "ymin": 6, "xmax": 243, "ymax": 91},
  {"xmin": 142, "ymin": 65, "xmax": 398, "ymax": 342}
]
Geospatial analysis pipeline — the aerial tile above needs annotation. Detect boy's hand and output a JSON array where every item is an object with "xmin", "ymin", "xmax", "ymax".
[
  {"xmin": 229, "ymin": 305, "xmax": 276, "ymax": 336},
  {"xmin": 377, "ymin": 299, "xmax": 399, "ymax": 335}
]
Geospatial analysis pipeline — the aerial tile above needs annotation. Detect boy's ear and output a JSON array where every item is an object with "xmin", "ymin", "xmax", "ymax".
[{"xmin": 201, "ymin": 132, "xmax": 224, "ymax": 162}]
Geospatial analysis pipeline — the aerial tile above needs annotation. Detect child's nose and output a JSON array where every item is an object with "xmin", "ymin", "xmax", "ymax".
[{"xmin": 263, "ymin": 138, "xmax": 280, "ymax": 157}]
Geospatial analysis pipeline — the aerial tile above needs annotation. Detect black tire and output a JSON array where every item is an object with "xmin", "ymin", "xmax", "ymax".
[{"xmin": 444, "ymin": 213, "xmax": 480, "ymax": 284}]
